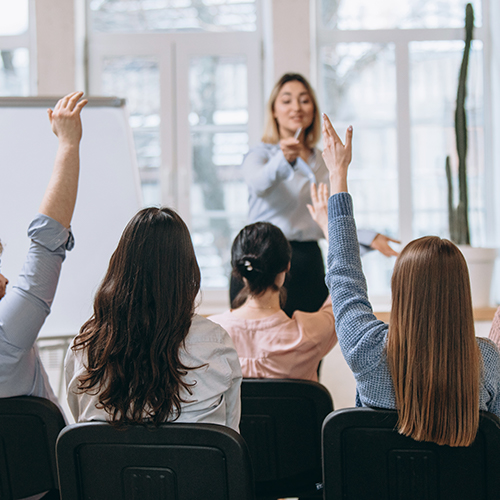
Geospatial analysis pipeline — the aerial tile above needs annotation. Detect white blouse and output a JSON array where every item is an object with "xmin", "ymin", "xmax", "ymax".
[{"xmin": 65, "ymin": 314, "xmax": 242, "ymax": 432}]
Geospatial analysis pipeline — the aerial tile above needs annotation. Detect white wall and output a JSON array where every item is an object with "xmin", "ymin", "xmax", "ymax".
[{"xmin": 35, "ymin": 0, "xmax": 76, "ymax": 94}]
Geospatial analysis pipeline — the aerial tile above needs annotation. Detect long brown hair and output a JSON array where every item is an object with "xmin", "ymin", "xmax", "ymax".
[
  {"xmin": 73, "ymin": 207, "xmax": 201, "ymax": 426},
  {"xmin": 262, "ymin": 73, "xmax": 321, "ymax": 149},
  {"xmin": 387, "ymin": 236, "xmax": 481, "ymax": 447}
]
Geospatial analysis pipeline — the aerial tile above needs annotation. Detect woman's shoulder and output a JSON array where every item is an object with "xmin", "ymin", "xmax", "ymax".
[
  {"xmin": 477, "ymin": 336, "xmax": 500, "ymax": 371},
  {"xmin": 187, "ymin": 314, "xmax": 234, "ymax": 346}
]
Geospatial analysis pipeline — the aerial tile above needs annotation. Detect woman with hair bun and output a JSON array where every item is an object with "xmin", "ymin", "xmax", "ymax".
[
  {"xmin": 65, "ymin": 207, "xmax": 242, "ymax": 430},
  {"xmin": 210, "ymin": 188, "xmax": 336, "ymax": 381}
]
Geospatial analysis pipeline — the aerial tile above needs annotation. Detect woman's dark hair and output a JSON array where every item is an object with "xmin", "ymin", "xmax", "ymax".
[
  {"xmin": 231, "ymin": 222, "xmax": 291, "ymax": 308},
  {"xmin": 72, "ymin": 207, "xmax": 201, "ymax": 426}
]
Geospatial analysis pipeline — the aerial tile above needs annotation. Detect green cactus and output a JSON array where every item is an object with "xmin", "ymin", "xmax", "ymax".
[{"xmin": 447, "ymin": 3, "xmax": 473, "ymax": 245}]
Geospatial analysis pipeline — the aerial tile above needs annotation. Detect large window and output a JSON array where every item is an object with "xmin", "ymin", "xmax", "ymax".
[
  {"xmin": 87, "ymin": 0, "xmax": 262, "ymax": 305},
  {"xmin": 316, "ymin": 0, "xmax": 492, "ymax": 301},
  {"xmin": 0, "ymin": 0, "xmax": 33, "ymax": 95}
]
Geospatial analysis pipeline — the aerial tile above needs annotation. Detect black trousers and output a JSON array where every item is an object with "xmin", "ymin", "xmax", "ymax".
[{"xmin": 229, "ymin": 240, "xmax": 328, "ymax": 318}]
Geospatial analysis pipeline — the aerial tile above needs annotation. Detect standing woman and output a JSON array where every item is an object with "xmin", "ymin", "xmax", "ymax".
[{"xmin": 234, "ymin": 73, "xmax": 397, "ymax": 316}]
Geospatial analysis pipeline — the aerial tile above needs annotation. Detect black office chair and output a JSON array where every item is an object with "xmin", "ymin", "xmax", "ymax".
[
  {"xmin": 240, "ymin": 378, "xmax": 334, "ymax": 500},
  {"xmin": 322, "ymin": 407, "xmax": 500, "ymax": 500},
  {"xmin": 56, "ymin": 421, "xmax": 255, "ymax": 500},
  {"xmin": 0, "ymin": 396, "xmax": 66, "ymax": 500}
]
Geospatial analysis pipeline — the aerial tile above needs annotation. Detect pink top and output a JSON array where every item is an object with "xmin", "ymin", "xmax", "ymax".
[
  {"xmin": 209, "ymin": 298, "xmax": 337, "ymax": 382},
  {"xmin": 489, "ymin": 306, "xmax": 500, "ymax": 348}
]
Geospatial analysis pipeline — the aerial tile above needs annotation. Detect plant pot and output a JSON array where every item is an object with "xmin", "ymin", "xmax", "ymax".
[{"xmin": 458, "ymin": 246, "xmax": 498, "ymax": 308}]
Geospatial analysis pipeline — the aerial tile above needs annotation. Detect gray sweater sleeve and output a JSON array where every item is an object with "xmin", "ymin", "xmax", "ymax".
[{"xmin": 325, "ymin": 193, "xmax": 388, "ymax": 375}]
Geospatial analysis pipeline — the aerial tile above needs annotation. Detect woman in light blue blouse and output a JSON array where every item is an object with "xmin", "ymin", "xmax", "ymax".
[
  {"xmin": 233, "ymin": 73, "xmax": 398, "ymax": 317},
  {"xmin": 320, "ymin": 113, "xmax": 500, "ymax": 447}
]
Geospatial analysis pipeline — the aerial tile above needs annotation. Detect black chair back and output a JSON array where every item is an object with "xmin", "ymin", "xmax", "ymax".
[
  {"xmin": 56, "ymin": 421, "xmax": 255, "ymax": 500},
  {"xmin": 0, "ymin": 396, "xmax": 65, "ymax": 499},
  {"xmin": 322, "ymin": 407, "xmax": 500, "ymax": 500},
  {"xmin": 240, "ymin": 378, "xmax": 333, "ymax": 499}
]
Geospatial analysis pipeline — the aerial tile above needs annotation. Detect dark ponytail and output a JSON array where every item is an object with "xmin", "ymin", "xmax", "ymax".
[{"xmin": 231, "ymin": 222, "xmax": 291, "ymax": 308}]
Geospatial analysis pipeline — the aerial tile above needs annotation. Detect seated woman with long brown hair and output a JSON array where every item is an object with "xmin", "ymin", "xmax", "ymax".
[
  {"xmin": 321, "ymin": 114, "xmax": 500, "ymax": 447},
  {"xmin": 65, "ymin": 208, "xmax": 242, "ymax": 430}
]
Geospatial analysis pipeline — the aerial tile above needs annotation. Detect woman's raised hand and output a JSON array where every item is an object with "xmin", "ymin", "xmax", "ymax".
[
  {"xmin": 307, "ymin": 182, "xmax": 329, "ymax": 241},
  {"xmin": 48, "ymin": 91, "xmax": 88, "ymax": 145},
  {"xmin": 321, "ymin": 113, "xmax": 352, "ymax": 194}
]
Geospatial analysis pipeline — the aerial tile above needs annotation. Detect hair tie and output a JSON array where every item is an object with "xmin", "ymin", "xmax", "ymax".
[{"xmin": 244, "ymin": 260, "xmax": 253, "ymax": 271}]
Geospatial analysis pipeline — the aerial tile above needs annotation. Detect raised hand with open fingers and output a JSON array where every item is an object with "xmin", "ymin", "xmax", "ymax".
[
  {"xmin": 47, "ymin": 91, "xmax": 88, "ymax": 145},
  {"xmin": 321, "ymin": 113, "xmax": 353, "ymax": 194},
  {"xmin": 307, "ymin": 182, "xmax": 329, "ymax": 241}
]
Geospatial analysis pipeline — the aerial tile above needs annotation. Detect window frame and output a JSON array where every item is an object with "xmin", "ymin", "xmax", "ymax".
[
  {"xmin": 86, "ymin": 1, "xmax": 264, "ymax": 312},
  {"xmin": 314, "ymin": 0, "xmax": 496, "ymax": 303},
  {"xmin": 0, "ymin": 0, "xmax": 36, "ymax": 95}
]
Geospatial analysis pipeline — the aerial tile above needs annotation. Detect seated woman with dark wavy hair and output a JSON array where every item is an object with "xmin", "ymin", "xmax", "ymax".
[{"xmin": 65, "ymin": 208, "xmax": 242, "ymax": 430}]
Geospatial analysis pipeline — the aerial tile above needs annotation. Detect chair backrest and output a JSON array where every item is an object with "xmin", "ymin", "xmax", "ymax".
[
  {"xmin": 0, "ymin": 396, "xmax": 66, "ymax": 499},
  {"xmin": 56, "ymin": 421, "xmax": 255, "ymax": 500},
  {"xmin": 240, "ymin": 378, "xmax": 334, "ymax": 498},
  {"xmin": 322, "ymin": 407, "xmax": 500, "ymax": 500}
]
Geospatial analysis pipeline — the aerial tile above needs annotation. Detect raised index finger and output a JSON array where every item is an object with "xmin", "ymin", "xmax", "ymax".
[{"xmin": 322, "ymin": 113, "xmax": 342, "ymax": 144}]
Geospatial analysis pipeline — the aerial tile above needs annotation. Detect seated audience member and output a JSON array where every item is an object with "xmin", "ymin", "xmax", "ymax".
[
  {"xmin": 65, "ymin": 208, "xmax": 242, "ymax": 431},
  {"xmin": 0, "ymin": 92, "xmax": 87, "ymax": 403},
  {"xmin": 489, "ymin": 307, "xmax": 500, "ymax": 348},
  {"xmin": 322, "ymin": 113, "xmax": 500, "ymax": 446},
  {"xmin": 209, "ymin": 190, "xmax": 337, "ymax": 382}
]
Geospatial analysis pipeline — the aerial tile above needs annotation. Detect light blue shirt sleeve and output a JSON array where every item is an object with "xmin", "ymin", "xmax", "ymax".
[
  {"xmin": 358, "ymin": 229, "xmax": 378, "ymax": 256},
  {"xmin": 243, "ymin": 146, "xmax": 293, "ymax": 197},
  {"xmin": 0, "ymin": 214, "xmax": 73, "ymax": 398},
  {"xmin": 244, "ymin": 143, "xmax": 382, "ymax": 246}
]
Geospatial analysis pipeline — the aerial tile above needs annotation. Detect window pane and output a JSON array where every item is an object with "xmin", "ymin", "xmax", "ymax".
[
  {"xmin": 101, "ymin": 56, "xmax": 161, "ymax": 205},
  {"xmin": 89, "ymin": 0, "xmax": 257, "ymax": 33},
  {"xmin": 189, "ymin": 56, "xmax": 249, "ymax": 288},
  {"xmin": 0, "ymin": 1, "xmax": 28, "ymax": 35},
  {"xmin": 410, "ymin": 40, "xmax": 484, "ymax": 245},
  {"xmin": 321, "ymin": 43, "xmax": 398, "ymax": 297},
  {"xmin": 0, "ymin": 48, "xmax": 29, "ymax": 96},
  {"xmin": 321, "ymin": 0, "xmax": 482, "ymax": 30}
]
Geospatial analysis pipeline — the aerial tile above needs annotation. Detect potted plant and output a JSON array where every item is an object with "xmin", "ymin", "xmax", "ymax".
[{"xmin": 445, "ymin": 3, "xmax": 497, "ymax": 308}]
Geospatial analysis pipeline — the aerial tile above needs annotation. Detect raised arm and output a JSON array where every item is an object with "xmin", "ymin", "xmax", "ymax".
[
  {"xmin": 322, "ymin": 114, "xmax": 387, "ymax": 373},
  {"xmin": 0, "ymin": 92, "xmax": 87, "ymax": 399},
  {"xmin": 39, "ymin": 91, "xmax": 88, "ymax": 228}
]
